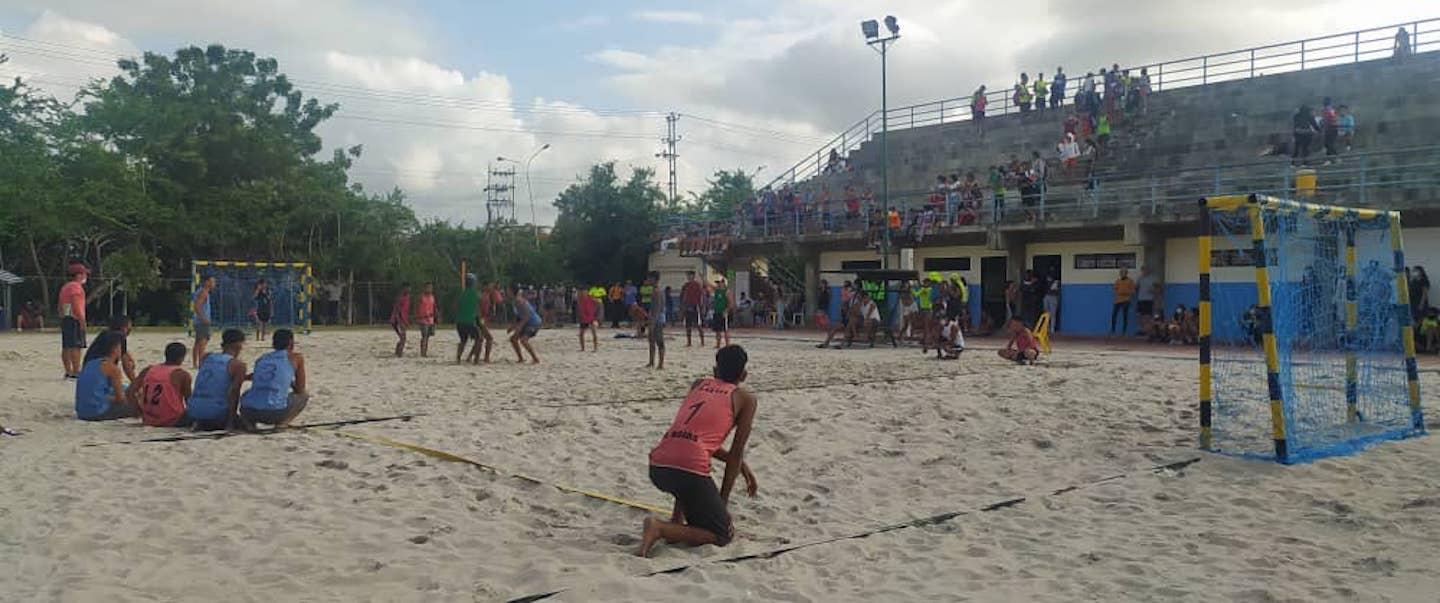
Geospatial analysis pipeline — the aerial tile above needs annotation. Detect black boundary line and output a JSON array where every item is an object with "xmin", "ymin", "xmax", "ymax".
[
  {"xmin": 519, "ymin": 371, "xmax": 975, "ymax": 411},
  {"xmin": 80, "ymin": 414, "xmax": 424, "ymax": 447},
  {"xmin": 505, "ymin": 457, "xmax": 1202, "ymax": 602}
]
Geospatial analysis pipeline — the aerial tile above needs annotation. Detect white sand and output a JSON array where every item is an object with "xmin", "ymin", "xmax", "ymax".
[{"xmin": 1, "ymin": 327, "xmax": 1437, "ymax": 602}]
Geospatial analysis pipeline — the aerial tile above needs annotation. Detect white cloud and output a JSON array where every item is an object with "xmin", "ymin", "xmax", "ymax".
[
  {"xmin": 558, "ymin": 15, "xmax": 609, "ymax": 31},
  {"xmin": 632, "ymin": 10, "xmax": 705, "ymax": 25}
]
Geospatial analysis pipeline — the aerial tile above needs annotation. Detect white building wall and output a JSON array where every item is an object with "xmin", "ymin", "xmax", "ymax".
[{"xmin": 1026, "ymin": 240, "xmax": 1146, "ymax": 284}]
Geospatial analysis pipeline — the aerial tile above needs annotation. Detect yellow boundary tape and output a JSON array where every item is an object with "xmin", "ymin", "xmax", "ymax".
[{"xmin": 326, "ymin": 430, "xmax": 670, "ymax": 515}]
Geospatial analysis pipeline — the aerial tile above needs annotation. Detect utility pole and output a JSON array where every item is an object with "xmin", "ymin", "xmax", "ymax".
[
  {"xmin": 862, "ymin": 16, "xmax": 900, "ymax": 269},
  {"xmin": 656, "ymin": 112, "xmax": 680, "ymax": 207},
  {"xmin": 484, "ymin": 162, "xmax": 517, "ymax": 279}
]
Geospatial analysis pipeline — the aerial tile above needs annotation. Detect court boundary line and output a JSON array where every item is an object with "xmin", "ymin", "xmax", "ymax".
[
  {"xmin": 80, "ymin": 414, "xmax": 424, "ymax": 447},
  {"xmin": 504, "ymin": 456, "xmax": 1202, "ymax": 603},
  {"xmin": 326, "ymin": 430, "xmax": 671, "ymax": 515}
]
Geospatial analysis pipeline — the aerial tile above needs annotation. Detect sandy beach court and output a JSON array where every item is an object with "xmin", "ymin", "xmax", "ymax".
[{"xmin": 2, "ymin": 327, "xmax": 1437, "ymax": 602}]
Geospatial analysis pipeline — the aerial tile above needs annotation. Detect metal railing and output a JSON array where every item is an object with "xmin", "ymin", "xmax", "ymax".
[
  {"xmin": 659, "ymin": 145, "xmax": 1440, "ymax": 244},
  {"xmin": 767, "ymin": 18, "xmax": 1440, "ymax": 190}
]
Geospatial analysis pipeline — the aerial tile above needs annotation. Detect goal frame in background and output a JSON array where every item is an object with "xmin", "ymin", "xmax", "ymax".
[
  {"xmin": 191, "ymin": 260, "xmax": 315, "ymax": 335},
  {"xmin": 1198, "ymin": 194, "xmax": 1425, "ymax": 464}
]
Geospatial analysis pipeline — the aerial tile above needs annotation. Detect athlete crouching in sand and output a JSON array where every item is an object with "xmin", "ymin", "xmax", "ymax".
[{"xmin": 639, "ymin": 344, "xmax": 758, "ymax": 556}]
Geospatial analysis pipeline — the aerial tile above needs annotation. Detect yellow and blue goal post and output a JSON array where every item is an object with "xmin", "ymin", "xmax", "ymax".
[
  {"xmin": 191, "ymin": 260, "xmax": 315, "ymax": 335},
  {"xmin": 1198, "ymin": 195, "xmax": 1424, "ymax": 464}
]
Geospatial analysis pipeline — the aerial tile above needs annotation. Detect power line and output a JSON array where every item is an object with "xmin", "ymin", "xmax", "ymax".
[{"xmin": 681, "ymin": 113, "xmax": 829, "ymax": 145}]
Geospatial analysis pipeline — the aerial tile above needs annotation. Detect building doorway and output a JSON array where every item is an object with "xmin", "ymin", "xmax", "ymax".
[
  {"xmin": 980, "ymin": 256, "xmax": 1007, "ymax": 328},
  {"xmin": 1032, "ymin": 254, "xmax": 1062, "ymax": 331}
]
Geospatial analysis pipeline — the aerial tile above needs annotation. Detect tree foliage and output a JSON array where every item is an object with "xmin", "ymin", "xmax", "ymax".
[{"xmin": 0, "ymin": 44, "xmax": 762, "ymax": 323}]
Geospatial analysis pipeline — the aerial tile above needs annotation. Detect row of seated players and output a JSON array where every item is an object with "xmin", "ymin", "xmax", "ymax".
[{"xmin": 75, "ymin": 328, "xmax": 308, "ymax": 429}]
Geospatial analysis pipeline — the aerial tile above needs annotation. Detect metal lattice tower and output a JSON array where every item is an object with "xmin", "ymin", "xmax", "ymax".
[
  {"xmin": 484, "ymin": 163, "xmax": 518, "ymax": 225},
  {"xmin": 656, "ymin": 112, "xmax": 680, "ymax": 206}
]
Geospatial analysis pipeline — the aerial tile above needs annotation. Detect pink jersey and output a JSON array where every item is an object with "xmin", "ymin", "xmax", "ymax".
[
  {"xmin": 59, "ymin": 280, "xmax": 86, "ymax": 322},
  {"xmin": 416, "ymin": 294, "xmax": 436, "ymax": 325},
  {"xmin": 139, "ymin": 364, "xmax": 187, "ymax": 427},
  {"xmin": 577, "ymin": 294, "xmax": 598, "ymax": 324},
  {"xmin": 649, "ymin": 378, "xmax": 737, "ymax": 476},
  {"xmin": 390, "ymin": 294, "xmax": 411, "ymax": 324}
]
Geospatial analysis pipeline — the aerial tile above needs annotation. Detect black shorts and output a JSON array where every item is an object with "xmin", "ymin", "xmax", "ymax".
[
  {"xmin": 649, "ymin": 466, "xmax": 732, "ymax": 546},
  {"xmin": 457, "ymin": 323, "xmax": 480, "ymax": 343},
  {"xmin": 710, "ymin": 315, "xmax": 729, "ymax": 333},
  {"xmin": 61, "ymin": 317, "xmax": 87, "ymax": 349},
  {"xmin": 1136, "ymin": 300, "xmax": 1154, "ymax": 316},
  {"xmin": 649, "ymin": 322, "xmax": 666, "ymax": 348},
  {"xmin": 518, "ymin": 323, "xmax": 540, "ymax": 339},
  {"xmin": 240, "ymin": 393, "xmax": 309, "ymax": 425},
  {"xmin": 684, "ymin": 307, "xmax": 701, "ymax": 328},
  {"xmin": 256, "ymin": 309, "xmax": 272, "ymax": 323}
]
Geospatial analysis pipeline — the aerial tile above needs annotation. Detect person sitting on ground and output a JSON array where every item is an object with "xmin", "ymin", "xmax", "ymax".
[
  {"xmin": 845, "ymin": 290, "xmax": 881, "ymax": 348},
  {"xmin": 127, "ymin": 342, "xmax": 194, "ymax": 428},
  {"xmin": 75, "ymin": 330, "xmax": 141, "ymax": 421},
  {"xmin": 106, "ymin": 314, "xmax": 139, "ymax": 382},
  {"xmin": 1181, "ymin": 306, "xmax": 1200, "ymax": 345},
  {"xmin": 1166, "ymin": 306, "xmax": 1185, "ymax": 344},
  {"xmin": 998, "ymin": 318, "xmax": 1041, "ymax": 365},
  {"xmin": 897, "ymin": 284, "xmax": 919, "ymax": 341},
  {"xmin": 189, "ymin": 329, "xmax": 249, "ymax": 431},
  {"xmin": 1148, "ymin": 312, "xmax": 1170, "ymax": 343},
  {"xmin": 817, "ymin": 283, "xmax": 855, "ymax": 348},
  {"xmin": 638, "ymin": 345, "xmax": 758, "ymax": 557},
  {"xmin": 238, "ymin": 329, "xmax": 308, "ymax": 429}
]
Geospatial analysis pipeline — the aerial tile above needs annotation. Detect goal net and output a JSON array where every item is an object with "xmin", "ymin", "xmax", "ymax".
[
  {"xmin": 191, "ymin": 260, "xmax": 314, "ymax": 333},
  {"xmin": 1199, "ymin": 195, "xmax": 1424, "ymax": 463}
]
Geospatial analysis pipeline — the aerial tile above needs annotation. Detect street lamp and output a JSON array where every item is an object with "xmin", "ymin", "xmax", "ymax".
[
  {"xmin": 498, "ymin": 143, "xmax": 552, "ymax": 247},
  {"xmin": 861, "ymin": 15, "xmax": 899, "ymax": 269}
]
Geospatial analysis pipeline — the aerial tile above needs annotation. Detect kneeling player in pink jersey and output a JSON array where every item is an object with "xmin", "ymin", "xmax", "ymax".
[{"xmin": 638, "ymin": 345, "xmax": 758, "ymax": 556}]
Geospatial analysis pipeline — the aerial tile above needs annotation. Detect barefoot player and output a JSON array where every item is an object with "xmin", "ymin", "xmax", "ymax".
[
  {"xmin": 416, "ymin": 282, "xmax": 438, "ymax": 358},
  {"xmin": 508, "ymin": 285, "xmax": 542, "ymax": 364},
  {"xmin": 577, "ymin": 286, "xmax": 600, "ymax": 352},
  {"xmin": 638, "ymin": 345, "xmax": 758, "ymax": 557},
  {"xmin": 389, "ymin": 284, "xmax": 411, "ymax": 358}
]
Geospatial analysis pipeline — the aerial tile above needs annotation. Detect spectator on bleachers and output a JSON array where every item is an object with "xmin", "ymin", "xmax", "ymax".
[
  {"xmin": 1321, "ymin": 97, "xmax": 1340, "ymax": 161},
  {"xmin": 1292, "ymin": 105, "xmax": 1319, "ymax": 165},
  {"xmin": 1096, "ymin": 113, "xmax": 1112, "ymax": 150},
  {"xmin": 957, "ymin": 173, "xmax": 981, "ymax": 226},
  {"xmin": 843, "ymin": 184, "xmax": 861, "ymax": 226},
  {"xmin": 946, "ymin": 174, "xmax": 962, "ymax": 223},
  {"xmin": 1338, "ymin": 105, "xmax": 1355, "ymax": 151},
  {"xmin": 971, "ymin": 85, "xmax": 988, "ymax": 134},
  {"xmin": 1015, "ymin": 73, "xmax": 1033, "ymax": 112},
  {"xmin": 1050, "ymin": 67, "xmax": 1067, "ymax": 109},
  {"xmin": 1033, "ymin": 73, "xmax": 1048, "ymax": 113},
  {"xmin": 1394, "ymin": 27, "xmax": 1411, "ymax": 60},
  {"xmin": 826, "ymin": 148, "xmax": 842, "ymax": 174},
  {"xmin": 1063, "ymin": 111, "xmax": 1080, "ymax": 138},
  {"xmin": 1138, "ymin": 67, "xmax": 1152, "ymax": 115},
  {"xmin": 1058, "ymin": 133, "xmax": 1081, "ymax": 174}
]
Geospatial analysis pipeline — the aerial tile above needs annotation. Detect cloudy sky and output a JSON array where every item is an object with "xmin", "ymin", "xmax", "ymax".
[{"xmin": 0, "ymin": 0, "xmax": 1429, "ymax": 226}]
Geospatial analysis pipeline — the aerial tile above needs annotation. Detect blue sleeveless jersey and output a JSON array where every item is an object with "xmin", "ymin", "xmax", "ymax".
[
  {"xmin": 189, "ymin": 352, "xmax": 234, "ymax": 420},
  {"xmin": 241, "ymin": 350, "xmax": 294, "ymax": 411},
  {"xmin": 193, "ymin": 288, "xmax": 211, "ymax": 322},
  {"xmin": 75, "ymin": 359, "xmax": 115, "ymax": 419}
]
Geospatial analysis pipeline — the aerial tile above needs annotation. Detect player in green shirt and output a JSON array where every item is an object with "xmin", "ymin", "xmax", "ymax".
[{"xmin": 455, "ymin": 275, "xmax": 480, "ymax": 364}]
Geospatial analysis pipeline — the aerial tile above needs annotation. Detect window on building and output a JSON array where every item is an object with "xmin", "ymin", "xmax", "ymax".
[
  {"xmin": 840, "ymin": 260, "xmax": 882, "ymax": 271},
  {"xmin": 1210, "ymin": 248, "xmax": 1278, "ymax": 267},
  {"xmin": 1073, "ymin": 253, "xmax": 1138, "ymax": 270},
  {"xmin": 922, "ymin": 257, "xmax": 971, "ymax": 271}
]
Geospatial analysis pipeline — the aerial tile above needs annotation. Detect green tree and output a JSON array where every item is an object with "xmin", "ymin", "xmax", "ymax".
[
  {"xmin": 689, "ymin": 168, "xmax": 756, "ymax": 218},
  {"xmin": 550, "ymin": 163, "xmax": 665, "ymax": 284}
]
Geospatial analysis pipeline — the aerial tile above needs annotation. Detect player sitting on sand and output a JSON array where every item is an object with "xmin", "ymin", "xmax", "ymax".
[
  {"xmin": 845, "ymin": 290, "xmax": 881, "ymax": 348},
  {"xmin": 508, "ymin": 285, "xmax": 542, "ymax": 364},
  {"xmin": 238, "ymin": 329, "xmax": 309, "ymax": 428},
  {"xmin": 390, "ymin": 284, "xmax": 411, "ymax": 358},
  {"xmin": 416, "ymin": 282, "xmax": 438, "ymax": 358},
  {"xmin": 998, "ymin": 318, "xmax": 1041, "ymax": 365},
  {"xmin": 189, "ymin": 329, "xmax": 248, "ymax": 431},
  {"xmin": 645, "ymin": 272, "xmax": 667, "ymax": 369},
  {"xmin": 127, "ymin": 342, "xmax": 194, "ymax": 427},
  {"xmin": 576, "ymin": 286, "xmax": 600, "ymax": 352},
  {"xmin": 639, "ymin": 345, "xmax": 758, "ymax": 557},
  {"xmin": 74, "ymin": 331, "xmax": 141, "ymax": 421}
]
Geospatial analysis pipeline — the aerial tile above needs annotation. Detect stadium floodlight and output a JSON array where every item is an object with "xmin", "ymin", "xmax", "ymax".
[
  {"xmin": 860, "ymin": 19, "xmax": 879, "ymax": 40},
  {"xmin": 861, "ymin": 16, "xmax": 900, "ymax": 268}
]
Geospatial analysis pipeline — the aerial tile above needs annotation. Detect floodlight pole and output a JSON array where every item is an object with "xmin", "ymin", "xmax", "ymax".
[
  {"xmin": 867, "ymin": 31, "xmax": 899, "ymax": 269},
  {"xmin": 526, "ymin": 143, "xmax": 551, "ymax": 248}
]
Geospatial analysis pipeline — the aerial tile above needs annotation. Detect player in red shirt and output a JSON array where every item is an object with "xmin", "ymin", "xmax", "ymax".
[
  {"xmin": 679, "ymin": 270, "xmax": 706, "ymax": 347},
  {"xmin": 126, "ymin": 343, "xmax": 194, "ymax": 427},
  {"xmin": 638, "ymin": 345, "xmax": 758, "ymax": 556},
  {"xmin": 389, "ymin": 284, "xmax": 411, "ymax": 358},
  {"xmin": 58, "ymin": 262, "xmax": 90, "ymax": 379},
  {"xmin": 999, "ymin": 317, "xmax": 1041, "ymax": 364},
  {"xmin": 415, "ymin": 282, "xmax": 438, "ymax": 358},
  {"xmin": 576, "ymin": 287, "xmax": 600, "ymax": 351}
]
